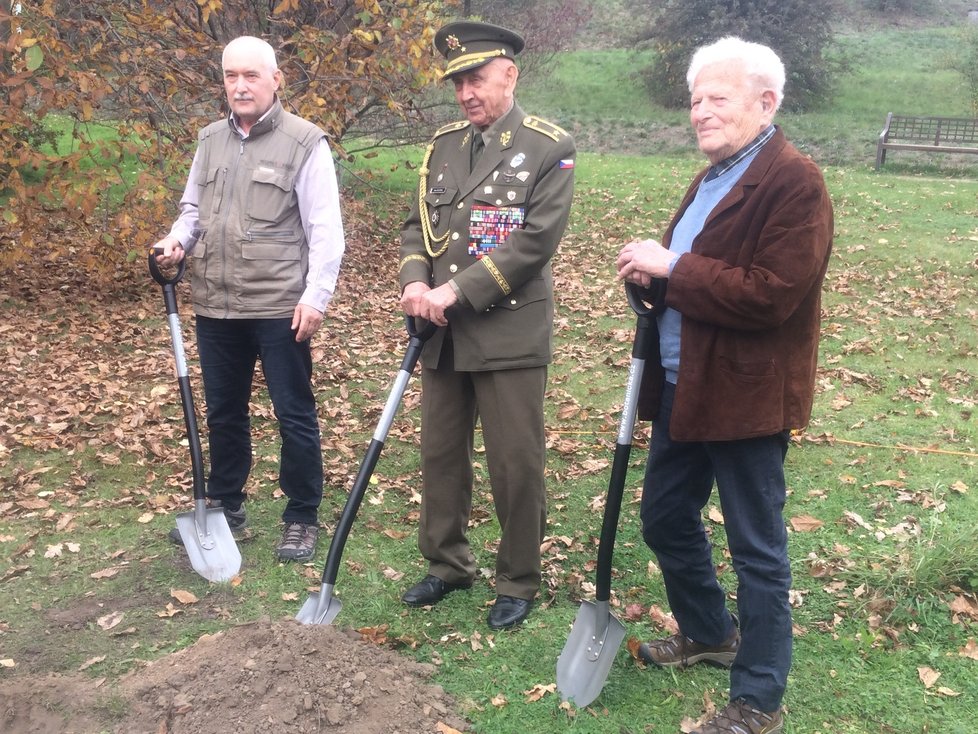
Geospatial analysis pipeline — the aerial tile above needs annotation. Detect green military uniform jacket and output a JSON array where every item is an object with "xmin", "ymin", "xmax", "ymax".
[{"xmin": 399, "ymin": 103, "xmax": 576, "ymax": 371}]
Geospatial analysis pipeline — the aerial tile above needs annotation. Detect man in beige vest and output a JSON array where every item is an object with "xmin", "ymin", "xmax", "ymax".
[
  {"xmin": 153, "ymin": 36, "xmax": 345, "ymax": 562},
  {"xmin": 398, "ymin": 21, "xmax": 575, "ymax": 629}
]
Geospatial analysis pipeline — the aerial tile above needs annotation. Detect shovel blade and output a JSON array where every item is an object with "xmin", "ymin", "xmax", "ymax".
[
  {"xmin": 295, "ymin": 586, "xmax": 342, "ymax": 625},
  {"xmin": 176, "ymin": 508, "xmax": 241, "ymax": 583},
  {"xmin": 556, "ymin": 600, "xmax": 626, "ymax": 708}
]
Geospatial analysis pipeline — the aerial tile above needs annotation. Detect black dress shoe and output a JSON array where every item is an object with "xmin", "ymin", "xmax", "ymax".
[
  {"xmin": 401, "ymin": 574, "xmax": 472, "ymax": 607},
  {"xmin": 488, "ymin": 595, "xmax": 532, "ymax": 630}
]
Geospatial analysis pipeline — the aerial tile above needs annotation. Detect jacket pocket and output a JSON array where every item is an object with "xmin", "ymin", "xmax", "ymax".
[
  {"xmin": 196, "ymin": 166, "xmax": 225, "ymax": 221},
  {"xmin": 248, "ymin": 167, "xmax": 296, "ymax": 225},
  {"xmin": 476, "ymin": 277, "xmax": 551, "ymax": 363},
  {"xmin": 471, "ymin": 182, "xmax": 529, "ymax": 207},
  {"xmin": 237, "ymin": 241, "xmax": 304, "ymax": 310},
  {"xmin": 424, "ymin": 186, "xmax": 458, "ymax": 238}
]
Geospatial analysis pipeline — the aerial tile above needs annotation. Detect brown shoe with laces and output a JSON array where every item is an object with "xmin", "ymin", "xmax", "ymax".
[
  {"xmin": 276, "ymin": 522, "xmax": 318, "ymax": 562},
  {"xmin": 691, "ymin": 699, "xmax": 783, "ymax": 734},
  {"xmin": 637, "ymin": 627, "xmax": 739, "ymax": 668}
]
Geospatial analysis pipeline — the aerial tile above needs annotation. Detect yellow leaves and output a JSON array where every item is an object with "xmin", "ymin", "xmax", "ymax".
[
  {"xmin": 196, "ymin": 0, "xmax": 223, "ymax": 23},
  {"xmin": 352, "ymin": 29, "xmax": 381, "ymax": 46},
  {"xmin": 272, "ymin": 0, "xmax": 301, "ymax": 14}
]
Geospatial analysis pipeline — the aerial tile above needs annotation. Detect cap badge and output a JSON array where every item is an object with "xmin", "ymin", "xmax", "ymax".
[{"xmin": 446, "ymin": 35, "xmax": 461, "ymax": 51}]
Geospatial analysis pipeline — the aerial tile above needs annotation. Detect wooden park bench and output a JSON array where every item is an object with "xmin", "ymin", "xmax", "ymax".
[{"xmin": 875, "ymin": 113, "xmax": 978, "ymax": 170}]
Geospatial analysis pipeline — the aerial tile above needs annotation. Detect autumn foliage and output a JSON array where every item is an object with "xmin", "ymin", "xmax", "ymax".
[{"xmin": 0, "ymin": 0, "xmax": 452, "ymax": 283}]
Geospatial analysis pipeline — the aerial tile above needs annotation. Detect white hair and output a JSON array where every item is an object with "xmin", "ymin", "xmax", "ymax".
[
  {"xmin": 686, "ymin": 36, "xmax": 785, "ymax": 111},
  {"xmin": 222, "ymin": 36, "xmax": 278, "ymax": 74}
]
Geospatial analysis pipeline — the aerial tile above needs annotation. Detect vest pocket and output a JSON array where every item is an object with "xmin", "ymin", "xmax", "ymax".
[
  {"xmin": 197, "ymin": 166, "xmax": 226, "ymax": 219},
  {"xmin": 248, "ymin": 168, "xmax": 295, "ymax": 224},
  {"xmin": 238, "ymin": 241, "xmax": 304, "ymax": 310}
]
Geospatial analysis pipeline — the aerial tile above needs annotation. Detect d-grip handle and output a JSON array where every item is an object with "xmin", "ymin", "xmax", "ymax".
[
  {"xmin": 148, "ymin": 247, "xmax": 186, "ymax": 287},
  {"xmin": 625, "ymin": 279, "xmax": 667, "ymax": 318}
]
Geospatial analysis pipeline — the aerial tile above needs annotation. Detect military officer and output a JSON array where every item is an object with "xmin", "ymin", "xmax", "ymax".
[{"xmin": 398, "ymin": 20, "xmax": 576, "ymax": 629}]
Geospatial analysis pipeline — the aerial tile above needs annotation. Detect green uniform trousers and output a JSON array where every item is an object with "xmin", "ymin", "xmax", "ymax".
[{"xmin": 418, "ymin": 353, "xmax": 548, "ymax": 601}]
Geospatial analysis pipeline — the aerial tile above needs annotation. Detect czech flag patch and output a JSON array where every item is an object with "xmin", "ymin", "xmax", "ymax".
[{"xmin": 558, "ymin": 159, "xmax": 575, "ymax": 169}]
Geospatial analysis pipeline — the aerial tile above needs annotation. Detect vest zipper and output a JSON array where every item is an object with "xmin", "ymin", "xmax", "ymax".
[{"xmin": 217, "ymin": 139, "xmax": 245, "ymax": 318}]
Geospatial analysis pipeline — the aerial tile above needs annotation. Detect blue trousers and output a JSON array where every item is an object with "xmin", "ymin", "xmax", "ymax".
[
  {"xmin": 641, "ymin": 381, "xmax": 791, "ymax": 712},
  {"xmin": 195, "ymin": 316, "xmax": 322, "ymax": 525}
]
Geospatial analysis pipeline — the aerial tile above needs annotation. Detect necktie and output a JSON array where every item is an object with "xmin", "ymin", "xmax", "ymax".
[{"xmin": 471, "ymin": 133, "xmax": 485, "ymax": 171}]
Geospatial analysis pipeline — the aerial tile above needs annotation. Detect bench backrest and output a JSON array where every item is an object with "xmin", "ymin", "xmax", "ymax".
[{"xmin": 885, "ymin": 115, "xmax": 978, "ymax": 145}]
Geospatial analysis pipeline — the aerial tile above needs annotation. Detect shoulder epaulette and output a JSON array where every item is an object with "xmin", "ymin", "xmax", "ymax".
[
  {"xmin": 522, "ymin": 115, "xmax": 568, "ymax": 141},
  {"xmin": 433, "ymin": 120, "xmax": 470, "ymax": 139}
]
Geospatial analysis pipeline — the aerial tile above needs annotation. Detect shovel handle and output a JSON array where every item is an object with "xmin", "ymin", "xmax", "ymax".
[
  {"xmin": 625, "ymin": 280, "xmax": 666, "ymax": 318},
  {"xmin": 148, "ymin": 247, "xmax": 186, "ymax": 287},
  {"xmin": 406, "ymin": 315, "xmax": 437, "ymax": 342}
]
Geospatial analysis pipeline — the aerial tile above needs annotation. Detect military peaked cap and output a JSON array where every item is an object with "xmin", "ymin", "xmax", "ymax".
[{"xmin": 434, "ymin": 20, "xmax": 525, "ymax": 79}]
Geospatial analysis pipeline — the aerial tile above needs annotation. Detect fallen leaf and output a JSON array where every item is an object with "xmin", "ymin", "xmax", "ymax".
[
  {"xmin": 918, "ymin": 666, "xmax": 940, "ymax": 688},
  {"xmin": 647, "ymin": 604, "xmax": 678, "ymax": 634},
  {"xmin": 97, "ymin": 611, "xmax": 124, "ymax": 631},
  {"xmin": 523, "ymin": 683, "xmax": 556, "ymax": 702},
  {"xmin": 157, "ymin": 603, "xmax": 183, "ymax": 618},
  {"xmin": 171, "ymin": 589, "xmax": 198, "ymax": 604},
  {"xmin": 78, "ymin": 655, "xmax": 106, "ymax": 671},
  {"xmin": 281, "ymin": 592, "xmax": 299, "ymax": 601},
  {"xmin": 624, "ymin": 603, "xmax": 645, "ymax": 622},
  {"xmin": 959, "ymin": 638, "xmax": 978, "ymax": 660},
  {"xmin": 490, "ymin": 693, "xmax": 507, "ymax": 707},
  {"xmin": 0, "ymin": 659, "xmax": 15, "ymax": 668},
  {"xmin": 90, "ymin": 567, "xmax": 121, "ymax": 580},
  {"xmin": 435, "ymin": 723, "xmax": 463, "ymax": 734},
  {"xmin": 44, "ymin": 543, "xmax": 63, "ymax": 558},
  {"xmin": 790, "ymin": 515, "xmax": 824, "ymax": 532}
]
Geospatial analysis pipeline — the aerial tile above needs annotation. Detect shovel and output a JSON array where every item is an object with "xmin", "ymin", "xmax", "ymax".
[
  {"xmin": 557, "ymin": 282, "xmax": 660, "ymax": 707},
  {"xmin": 149, "ymin": 248, "xmax": 241, "ymax": 583},
  {"xmin": 297, "ymin": 316, "xmax": 435, "ymax": 625}
]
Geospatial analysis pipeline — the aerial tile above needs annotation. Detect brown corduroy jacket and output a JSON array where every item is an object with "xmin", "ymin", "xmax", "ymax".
[{"xmin": 638, "ymin": 128, "xmax": 834, "ymax": 441}]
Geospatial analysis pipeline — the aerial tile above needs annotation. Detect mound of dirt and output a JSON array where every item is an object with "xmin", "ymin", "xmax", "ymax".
[{"xmin": 0, "ymin": 619, "xmax": 468, "ymax": 734}]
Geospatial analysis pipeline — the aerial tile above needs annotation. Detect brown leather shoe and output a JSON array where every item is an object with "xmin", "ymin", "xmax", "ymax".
[
  {"xmin": 401, "ymin": 575, "xmax": 472, "ymax": 607},
  {"xmin": 638, "ymin": 627, "xmax": 739, "ymax": 668},
  {"xmin": 691, "ymin": 699, "xmax": 783, "ymax": 734}
]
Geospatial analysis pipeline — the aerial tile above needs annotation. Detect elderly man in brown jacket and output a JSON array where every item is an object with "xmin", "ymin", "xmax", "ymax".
[{"xmin": 616, "ymin": 37, "xmax": 832, "ymax": 734}]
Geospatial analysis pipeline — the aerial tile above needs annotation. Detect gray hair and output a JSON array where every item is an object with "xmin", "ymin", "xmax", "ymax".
[
  {"xmin": 222, "ymin": 36, "xmax": 278, "ymax": 74},
  {"xmin": 686, "ymin": 36, "xmax": 785, "ymax": 111}
]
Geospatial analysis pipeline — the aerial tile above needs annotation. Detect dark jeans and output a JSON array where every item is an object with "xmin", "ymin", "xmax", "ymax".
[
  {"xmin": 195, "ymin": 316, "xmax": 322, "ymax": 525},
  {"xmin": 641, "ymin": 381, "xmax": 792, "ymax": 712}
]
